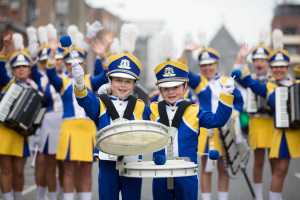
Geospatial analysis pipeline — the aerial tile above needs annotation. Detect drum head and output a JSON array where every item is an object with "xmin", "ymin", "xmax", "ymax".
[{"xmin": 96, "ymin": 120, "xmax": 169, "ymax": 156}]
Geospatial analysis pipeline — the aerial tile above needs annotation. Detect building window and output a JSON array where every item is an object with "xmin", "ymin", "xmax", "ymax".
[{"xmin": 283, "ymin": 27, "xmax": 297, "ymax": 35}]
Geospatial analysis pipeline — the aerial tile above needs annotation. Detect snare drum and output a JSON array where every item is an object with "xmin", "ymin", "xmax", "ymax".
[
  {"xmin": 121, "ymin": 159, "xmax": 198, "ymax": 178},
  {"xmin": 96, "ymin": 120, "xmax": 170, "ymax": 156}
]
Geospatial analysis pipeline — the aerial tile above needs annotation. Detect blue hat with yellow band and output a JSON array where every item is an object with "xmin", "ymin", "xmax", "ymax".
[
  {"xmin": 106, "ymin": 52, "xmax": 142, "ymax": 80},
  {"xmin": 63, "ymin": 46, "xmax": 86, "ymax": 64},
  {"xmin": 251, "ymin": 44, "xmax": 270, "ymax": 60},
  {"xmin": 9, "ymin": 50, "xmax": 31, "ymax": 68},
  {"xmin": 198, "ymin": 47, "xmax": 220, "ymax": 65},
  {"xmin": 55, "ymin": 47, "xmax": 64, "ymax": 59},
  {"xmin": 155, "ymin": 60, "xmax": 189, "ymax": 88},
  {"xmin": 37, "ymin": 45, "xmax": 51, "ymax": 61},
  {"xmin": 269, "ymin": 49, "xmax": 290, "ymax": 67}
]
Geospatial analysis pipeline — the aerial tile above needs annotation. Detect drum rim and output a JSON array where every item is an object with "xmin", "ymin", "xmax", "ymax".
[
  {"xmin": 96, "ymin": 120, "xmax": 169, "ymax": 139},
  {"xmin": 123, "ymin": 160, "xmax": 198, "ymax": 170},
  {"xmin": 95, "ymin": 120, "xmax": 170, "ymax": 155}
]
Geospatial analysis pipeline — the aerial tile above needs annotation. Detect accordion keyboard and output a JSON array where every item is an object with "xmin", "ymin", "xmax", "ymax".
[
  {"xmin": 275, "ymin": 87, "xmax": 289, "ymax": 128},
  {"xmin": 0, "ymin": 84, "xmax": 23, "ymax": 122}
]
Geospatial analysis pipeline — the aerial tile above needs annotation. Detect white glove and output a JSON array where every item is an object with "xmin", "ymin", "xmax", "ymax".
[
  {"xmin": 97, "ymin": 83, "xmax": 111, "ymax": 95},
  {"xmin": 220, "ymin": 76, "xmax": 235, "ymax": 94},
  {"xmin": 72, "ymin": 63, "xmax": 85, "ymax": 90},
  {"xmin": 86, "ymin": 21, "xmax": 103, "ymax": 39}
]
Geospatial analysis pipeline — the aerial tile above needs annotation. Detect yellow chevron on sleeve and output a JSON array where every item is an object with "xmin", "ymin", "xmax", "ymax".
[
  {"xmin": 133, "ymin": 99, "xmax": 146, "ymax": 120},
  {"xmin": 219, "ymin": 92, "xmax": 234, "ymax": 107},
  {"xmin": 194, "ymin": 75, "xmax": 208, "ymax": 94},
  {"xmin": 150, "ymin": 102, "xmax": 159, "ymax": 121}
]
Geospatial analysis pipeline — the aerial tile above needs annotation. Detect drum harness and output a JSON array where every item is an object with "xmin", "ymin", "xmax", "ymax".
[{"xmin": 158, "ymin": 100, "xmax": 193, "ymax": 190}]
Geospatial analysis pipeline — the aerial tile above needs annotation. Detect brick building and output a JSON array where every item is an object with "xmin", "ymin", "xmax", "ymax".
[{"xmin": 271, "ymin": 2, "xmax": 300, "ymax": 65}]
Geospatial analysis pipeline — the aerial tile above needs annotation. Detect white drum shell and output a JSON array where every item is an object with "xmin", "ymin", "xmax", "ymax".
[{"xmin": 121, "ymin": 160, "xmax": 198, "ymax": 178}]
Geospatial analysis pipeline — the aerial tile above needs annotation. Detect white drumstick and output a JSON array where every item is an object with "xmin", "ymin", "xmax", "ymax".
[{"xmin": 31, "ymin": 145, "xmax": 39, "ymax": 168}]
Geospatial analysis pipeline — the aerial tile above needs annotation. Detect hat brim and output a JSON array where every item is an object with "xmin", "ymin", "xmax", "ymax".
[
  {"xmin": 252, "ymin": 54, "xmax": 268, "ymax": 60},
  {"xmin": 55, "ymin": 55, "xmax": 64, "ymax": 59},
  {"xmin": 65, "ymin": 58, "xmax": 83, "ymax": 64},
  {"xmin": 109, "ymin": 72, "xmax": 137, "ymax": 80},
  {"xmin": 199, "ymin": 59, "xmax": 217, "ymax": 65},
  {"xmin": 158, "ymin": 81, "xmax": 185, "ymax": 88},
  {"xmin": 270, "ymin": 61, "xmax": 289, "ymax": 67},
  {"xmin": 12, "ymin": 61, "xmax": 30, "ymax": 68}
]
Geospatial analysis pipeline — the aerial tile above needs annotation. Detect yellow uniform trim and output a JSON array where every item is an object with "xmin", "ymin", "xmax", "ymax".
[
  {"xmin": 194, "ymin": 75, "xmax": 208, "ymax": 94},
  {"xmin": 219, "ymin": 93, "xmax": 234, "ymax": 107},
  {"xmin": 1, "ymin": 79, "xmax": 15, "ymax": 93},
  {"xmin": 74, "ymin": 87, "xmax": 88, "ymax": 98},
  {"xmin": 0, "ymin": 54, "xmax": 7, "ymax": 61},
  {"xmin": 150, "ymin": 103, "xmax": 160, "ymax": 121},
  {"xmin": 61, "ymin": 76, "xmax": 71, "ymax": 94},
  {"xmin": 155, "ymin": 60, "xmax": 188, "ymax": 74},
  {"xmin": 98, "ymin": 99, "xmax": 107, "ymax": 118},
  {"xmin": 133, "ymin": 99, "xmax": 146, "ymax": 120},
  {"xmin": 182, "ymin": 104, "xmax": 199, "ymax": 132},
  {"xmin": 266, "ymin": 82, "xmax": 276, "ymax": 97}
]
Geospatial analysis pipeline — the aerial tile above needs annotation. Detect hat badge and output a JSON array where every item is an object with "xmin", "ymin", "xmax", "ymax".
[
  {"xmin": 275, "ymin": 53, "xmax": 284, "ymax": 61},
  {"xmin": 118, "ymin": 59, "xmax": 131, "ymax": 69},
  {"xmin": 202, "ymin": 51, "xmax": 210, "ymax": 59},
  {"xmin": 162, "ymin": 67, "xmax": 176, "ymax": 77},
  {"xmin": 70, "ymin": 50, "xmax": 79, "ymax": 58},
  {"xmin": 257, "ymin": 47, "xmax": 264, "ymax": 54}
]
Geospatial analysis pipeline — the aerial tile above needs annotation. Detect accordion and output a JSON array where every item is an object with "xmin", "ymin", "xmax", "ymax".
[
  {"xmin": 275, "ymin": 83, "xmax": 300, "ymax": 128},
  {"xmin": 0, "ymin": 83, "xmax": 46, "ymax": 136},
  {"xmin": 246, "ymin": 88, "xmax": 271, "ymax": 115}
]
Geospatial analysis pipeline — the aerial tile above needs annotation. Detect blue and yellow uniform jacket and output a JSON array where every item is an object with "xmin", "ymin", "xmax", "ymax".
[
  {"xmin": 46, "ymin": 65, "xmax": 107, "ymax": 119},
  {"xmin": 236, "ymin": 74, "xmax": 300, "ymax": 158},
  {"xmin": 31, "ymin": 64, "xmax": 62, "ymax": 113},
  {"xmin": 188, "ymin": 72, "xmax": 243, "ymax": 112},
  {"xmin": 75, "ymin": 88, "xmax": 150, "ymax": 160},
  {"xmin": 188, "ymin": 72, "xmax": 243, "ymax": 155},
  {"xmin": 149, "ymin": 92, "xmax": 234, "ymax": 164}
]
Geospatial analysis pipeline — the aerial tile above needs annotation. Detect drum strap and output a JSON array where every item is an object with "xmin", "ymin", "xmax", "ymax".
[
  {"xmin": 158, "ymin": 100, "xmax": 193, "ymax": 128},
  {"xmin": 98, "ymin": 94, "xmax": 137, "ymax": 120}
]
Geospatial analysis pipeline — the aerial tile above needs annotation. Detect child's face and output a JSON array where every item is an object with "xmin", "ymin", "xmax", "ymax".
[
  {"xmin": 111, "ymin": 77, "xmax": 135, "ymax": 99},
  {"xmin": 200, "ymin": 63, "xmax": 217, "ymax": 80},
  {"xmin": 159, "ymin": 83, "xmax": 187, "ymax": 104},
  {"xmin": 13, "ymin": 65, "xmax": 31, "ymax": 81},
  {"xmin": 271, "ymin": 66, "xmax": 288, "ymax": 81},
  {"xmin": 253, "ymin": 59, "xmax": 269, "ymax": 76}
]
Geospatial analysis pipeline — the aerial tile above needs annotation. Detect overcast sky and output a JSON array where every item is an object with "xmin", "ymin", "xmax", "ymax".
[{"xmin": 86, "ymin": 0, "xmax": 300, "ymax": 45}]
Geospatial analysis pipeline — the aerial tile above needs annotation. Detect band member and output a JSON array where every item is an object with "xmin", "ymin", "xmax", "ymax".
[
  {"xmin": 73, "ymin": 24, "xmax": 148, "ymax": 200},
  {"xmin": 187, "ymin": 47, "xmax": 243, "ymax": 200},
  {"xmin": 0, "ymin": 33, "xmax": 38, "ymax": 200},
  {"xmin": 231, "ymin": 30, "xmax": 300, "ymax": 200},
  {"xmin": 46, "ymin": 34, "xmax": 106, "ymax": 200},
  {"xmin": 28, "ymin": 26, "xmax": 62, "ymax": 200},
  {"xmin": 235, "ymin": 42, "xmax": 273, "ymax": 200},
  {"xmin": 149, "ymin": 58, "xmax": 235, "ymax": 200}
]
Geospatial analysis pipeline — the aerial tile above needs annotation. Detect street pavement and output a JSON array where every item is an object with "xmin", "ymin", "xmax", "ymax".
[{"xmin": 1, "ymin": 151, "xmax": 300, "ymax": 200}]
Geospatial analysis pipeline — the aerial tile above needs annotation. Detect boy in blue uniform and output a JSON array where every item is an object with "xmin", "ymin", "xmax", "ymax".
[
  {"xmin": 149, "ymin": 59, "xmax": 235, "ymax": 200},
  {"xmin": 73, "ymin": 24, "xmax": 148, "ymax": 200}
]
